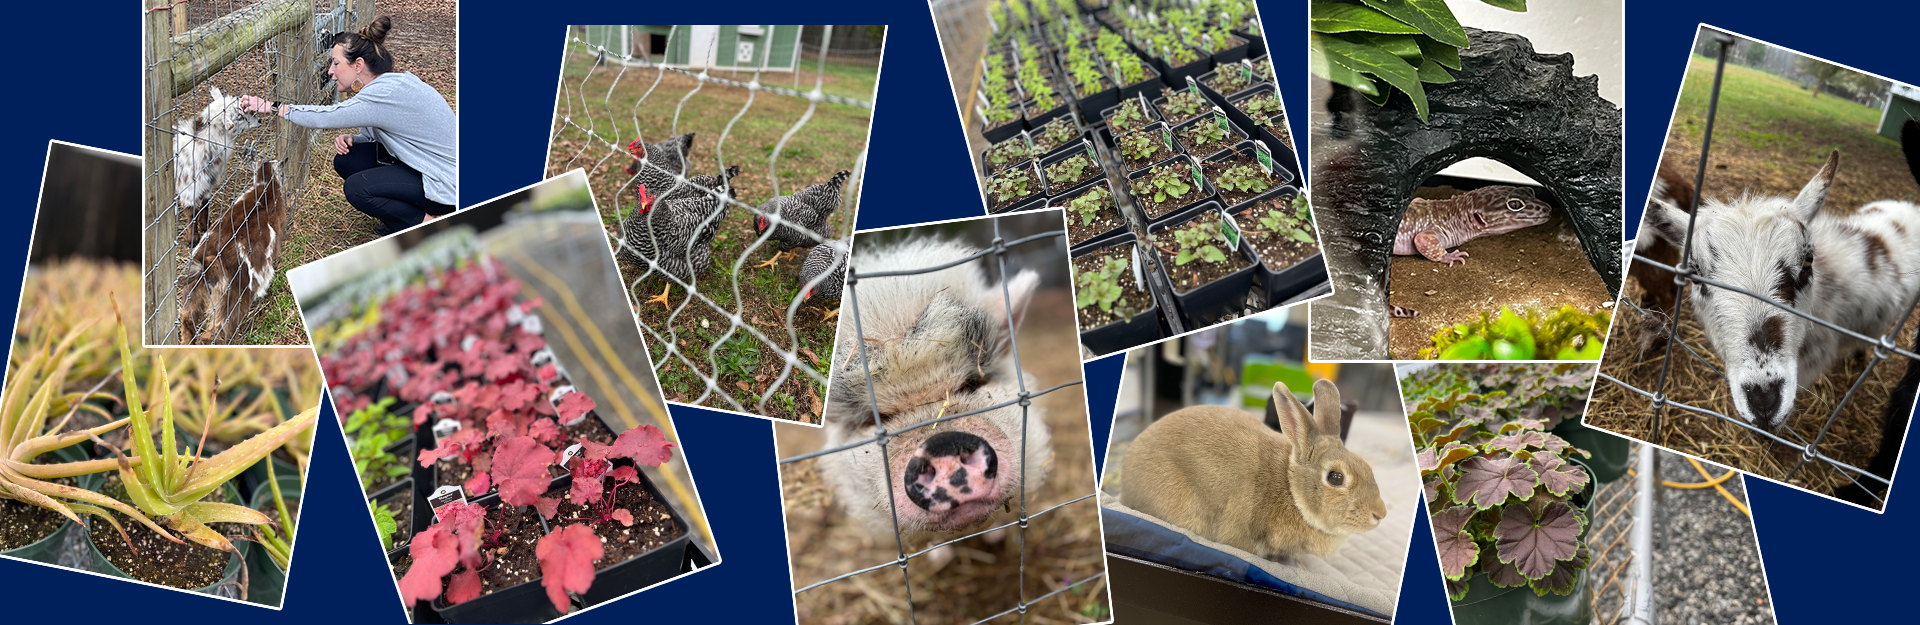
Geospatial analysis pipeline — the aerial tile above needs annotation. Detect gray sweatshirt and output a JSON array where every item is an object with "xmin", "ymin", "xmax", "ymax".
[{"xmin": 287, "ymin": 72, "xmax": 457, "ymax": 206}]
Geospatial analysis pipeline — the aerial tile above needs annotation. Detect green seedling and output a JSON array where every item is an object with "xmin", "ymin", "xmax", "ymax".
[
  {"xmin": 1161, "ymin": 90, "xmax": 1207, "ymax": 122},
  {"xmin": 1118, "ymin": 130, "xmax": 1160, "ymax": 163},
  {"xmin": 990, "ymin": 168, "xmax": 1036, "ymax": 204},
  {"xmin": 1182, "ymin": 120, "xmax": 1228, "ymax": 149},
  {"xmin": 1166, "ymin": 212, "xmax": 1231, "ymax": 266},
  {"xmin": 1069, "ymin": 185, "xmax": 1112, "ymax": 227},
  {"xmin": 1214, "ymin": 163, "xmax": 1273, "ymax": 196},
  {"xmin": 1145, "ymin": 161, "xmax": 1196, "ymax": 204},
  {"xmin": 1037, "ymin": 118, "xmax": 1078, "ymax": 148},
  {"xmin": 1108, "ymin": 100, "xmax": 1149, "ymax": 133},
  {"xmin": 1047, "ymin": 153, "xmax": 1096, "ymax": 188},
  {"xmin": 1240, "ymin": 93, "xmax": 1284, "ymax": 122},
  {"xmin": 372, "ymin": 498, "xmax": 400, "ymax": 551},
  {"xmin": 345, "ymin": 397, "xmax": 412, "ymax": 491},
  {"xmin": 1075, "ymin": 254, "xmax": 1129, "ymax": 313},
  {"xmin": 985, "ymin": 138, "xmax": 1034, "ymax": 168}
]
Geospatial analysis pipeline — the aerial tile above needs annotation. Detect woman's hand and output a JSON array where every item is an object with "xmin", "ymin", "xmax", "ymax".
[
  {"xmin": 239, "ymin": 95, "xmax": 289, "ymax": 117},
  {"xmin": 334, "ymin": 134, "xmax": 355, "ymax": 155}
]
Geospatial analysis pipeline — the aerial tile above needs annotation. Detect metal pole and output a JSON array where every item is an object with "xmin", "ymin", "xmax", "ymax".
[{"xmin": 1625, "ymin": 447, "xmax": 1658, "ymax": 625}]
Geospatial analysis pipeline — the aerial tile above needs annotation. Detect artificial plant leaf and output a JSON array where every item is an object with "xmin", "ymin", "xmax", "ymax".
[
  {"xmin": 1530, "ymin": 541, "xmax": 1590, "ymax": 596},
  {"xmin": 1528, "ymin": 452, "xmax": 1590, "ymax": 497},
  {"xmin": 1479, "ymin": 0, "xmax": 1528, "ymax": 12},
  {"xmin": 1316, "ymin": 32, "xmax": 1426, "ymax": 123},
  {"xmin": 1358, "ymin": 33, "xmax": 1424, "ymax": 63},
  {"xmin": 537, "ymin": 524, "xmax": 604, "ymax": 614},
  {"xmin": 1310, "ymin": 2, "xmax": 1423, "ymax": 35},
  {"xmin": 491, "ymin": 436, "xmax": 555, "ymax": 508},
  {"xmin": 400, "ymin": 525, "xmax": 459, "ymax": 604},
  {"xmin": 1493, "ymin": 499, "xmax": 1582, "ymax": 580},
  {"xmin": 1453, "ymin": 455, "xmax": 1537, "ymax": 509},
  {"xmin": 609, "ymin": 424, "xmax": 677, "ymax": 467},
  {"xmin": 1359, "ymin": 0, "xmax": 1471, "ymax": 48},
  {"xmin": 1431, "ymin": 505, "xmax": 1480, "ymax": 579}
]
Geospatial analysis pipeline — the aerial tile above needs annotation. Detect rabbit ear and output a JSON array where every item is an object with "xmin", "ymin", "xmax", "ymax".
[
  {"xmin": 1311, "ymin": 379, "xmax": 1343, "ymax": 439},
  {"xmin": 1272, "ymin": 380, "xmax": 1318, "ymax": 447}
]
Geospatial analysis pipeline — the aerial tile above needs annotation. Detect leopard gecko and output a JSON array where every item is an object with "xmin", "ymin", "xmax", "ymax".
[{"xmin": 1393, "ymin": 185, "xmax": 1553, "ymax": 266}]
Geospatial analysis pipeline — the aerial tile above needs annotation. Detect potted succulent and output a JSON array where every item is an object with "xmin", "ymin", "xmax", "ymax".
[
  {"xmin": 1062, "ymin": 178, "xmax": 1127, "ymax": 250},
  {"xmin": 1115, "ymin": 122, "xmax": 1182, "ymax": 175},
  {"xmin": 1040, "ymin": 143, "xmax": 1103, "ymax": 195},
  {"xmin": 0, "ymin": 323, "xmax": 139, "ymax": 565},
  {"xmin": 1227, "ymin": 189, "xmax": 1326, "ymax": 307},
  {"xmin": 1403, "ymin": 364, "xmax": 1599, "ymax": 618},
  {"xmin": 980, "ymin": 133, "xmax": 1038, "ymax": 176},
  {"xmin": 244, "ymin": 466, "xmax": 300, "ymax": 606},
  {"xmin": 1154, "ymin": 86, "xmax": 1213, "ymax": 129},
  {"xmin": 986, "ymin": 160, "xmax": 1046, "ymax": 212},
  {"xmin": 1127, "ymin": 155, "xmax": 1215, "ymax": 222},
  {"xmin": 1172, "ymin": 113, "xmax": 1249, "ymax": 162},
  {"xmin": 1072, "ymin": 234, "xmax": 1163, "ymax": 356},
  {"xmin": 1145, "ymin": 203, "xmax": 1258, "ymax": 327}
]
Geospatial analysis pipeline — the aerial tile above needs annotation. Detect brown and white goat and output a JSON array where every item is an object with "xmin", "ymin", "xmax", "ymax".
[
  {"xmin": 179, "ymin": 159, "xmax": 286, "ymax": 345},
  {"xmin": 1641, "ymin": 137, "xmax": 1920, "ymax": 431}
]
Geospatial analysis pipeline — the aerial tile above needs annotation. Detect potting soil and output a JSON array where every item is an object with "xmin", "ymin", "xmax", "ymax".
[
  {"xmin": 91, "ymin": 475, "xmax": 231, "ymax": 589},
  {"xmin": 550, "ymin": 475, "xmax": 684, "ymax": 563},
  {"xmin": 1073, "ymin": 246, "xmax": 1152, "ymax": 329},
  {"xmin": 1064, "ymin": 189, "xmax": 1124, "ymax": 247},
  {"xmin": 1233, "ymin": 203, "xmax": 1319, "ymax": 274},
  {"xmin": 1211, "ymin": 156, "xmax": 1284, "ymax": 208},
  {"xmin": 459, "ymin": 504, "xmax": 545, "ymax": 596},
  {"xmin": 1151, "ymin": 217, "xmax": 1252, "ymax": 292},
  {"xmin": 0, "ymin": 475, "xmax": 76, "ymax": 549}
]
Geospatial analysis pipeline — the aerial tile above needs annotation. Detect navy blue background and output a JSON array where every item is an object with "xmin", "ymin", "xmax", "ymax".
[{"xmin": 0, "ymin": 2, "xmax": 1911, "ymax": 622}]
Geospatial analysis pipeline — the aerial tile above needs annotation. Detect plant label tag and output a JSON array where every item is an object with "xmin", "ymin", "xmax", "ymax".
[
  {"xmin": 558, "ymin": 443, "xmax": 584, "ymax": 473},
  {"xmin": 428, "ymin": 485, "xmax": 467, "ymax": 521},
  {"xmin": 1221, "ymin": 212, "xmax": 1242, "ymax": 249},
  {"xmin": 1215, "ymin": 112, "xmax": 1230, "ymax": 134},
  {"xmin": 1021, "ymin": 131, "xmax": 1034, "ymax": 152},
  {"xmin": 1191, "ymin": 158, "xmax": 1205, "ymax": 189},
  {"xmin": 1255, "ymin": 143, "xmax": 1274, "ymax": 175},
  {"xmin": 1086, "ymin": 144, "xmax": 1097, "ymax": 162},
  {"xmin": 1240, "ymin": 59, "xmax": 1254, "ymax": 82},
  {"xmin": 1161, "ymin": 125, "xmax": 1174, "ymax": 151},
  {"xmin": 1186, "ymin": 75, "xmax": 1201, "ymax": 94},
  {"xmin": 432, "ymin": 419, "xmax": 461, "ymax": 444},
  {"xmin": 1131, "ymin": 244, "xmax": 1145, "ymax": 290}
]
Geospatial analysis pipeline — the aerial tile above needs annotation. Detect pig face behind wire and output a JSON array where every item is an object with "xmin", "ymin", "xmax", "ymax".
[{"xmin": 817, "ymin": 238, "xmax": 1053, "ymax": 543}]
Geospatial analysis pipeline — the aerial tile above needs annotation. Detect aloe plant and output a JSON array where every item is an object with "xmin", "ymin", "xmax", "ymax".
[
  {"xmin": 246, "ymin": 460, "xmax": 297, "ymax": 570},
  {"xmin": 100, "ymin": 303, "xmax": 320, "ymax": 553}
]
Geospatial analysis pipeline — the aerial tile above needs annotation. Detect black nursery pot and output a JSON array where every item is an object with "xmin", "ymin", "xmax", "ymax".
[
  {"xmin": 1022, "ymin": 96, "xmax": 1071, "ymax": 130},
  {"xmin": 578, "ymin": 465, "xmax": 693, "ymax": 606},
  {"xmin": 1147, "ymin": 202, "xmax": 1258, "ymax": 328},
  {"xmin": 1233, "ymin": 29, "xmax": 1265, "ymax": 61},
  {"xmin": 1060, "ymin": 176, "xmax": 1130, "ymax": 252},
  {"xmin": 1193, "ymin": 66, "xmax": 1264, "ymax": 109},
  {"xmin": 978, "ymin": 132, "xmax": 1036, "ymax": 177},
  {"xmin": 1172, "ymin": 114, "xmax": 1252, "ymax": 163},
  {"xmin": 1158, "ymin": 48, "xmax": 1212, "ymax": 88},
  {"xmin": 1205, "ymin": 35, "xmax": 1250, "ymax": 66},
  {"xmin": 1098, "ymin": 96, "xmax": 1162, "ymax": 146},
  {"xmin": 1073, "ymin": 234, "xmax": 1164, "ymax": 356},
  {"xmin": 1221, "ymin": 84, "xmax": 1275, "ymax": 139},
  {"xmin": 979, "ymin": 100, "xmax": 1027, "ymax": 144},
  {"xmin": 1066, "ymin": 63, "xmax": 1122, "ymax": 124},
  {"xmin": 993, "ymin": 195, "xmax": 1049, "ymax": 215},
  {"xmin": 1031, "ymin": 114, "xmax": 1095, "ymax": 160},
  {"xmin": 1224, "ymin": 187, "xmax": 1326, "ymax": 308},
  {"xmin": 1112, "ymin": 59, "xmax": 1165, "ymax": 105},
  {"xmin": 430, "ymin": 497, "xmax": 562, "ymax": 624},
  {"xmin": 1203, "ymin": 140, "xmax": 1298, "ymax": 210},
  {"xmin": 985, "ymin": 160, "xmax": 1048, "ymax": 213},
  {"xmin": 375, "ymin": 477, "xmax": 417, "ymax": 556},
  {"xmin": 1127, "ymin": 154, "xmax": 1218, "ymax": 224},
  {"xmin": 1039, "ymin": 140, "xmax": 1105, "ymax": 195}
]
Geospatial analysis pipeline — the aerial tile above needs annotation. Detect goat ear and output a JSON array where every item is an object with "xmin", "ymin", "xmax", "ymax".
[
  {"xmin": 990, "ymin": 270, "xmax": 1039, "ymax": 352},
  {"xmin": 1791, "ymin": 150, "xmax": 1839, "ymax": 221},
  {"xmin": 210, "ymin": 86, "xmax": 222, "ymax": 100},
  {"xmin": 1640, "ymin": 196, "xmax": 1691, "ymax": 250}
]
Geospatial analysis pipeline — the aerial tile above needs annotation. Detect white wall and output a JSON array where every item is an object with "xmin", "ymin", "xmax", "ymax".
[{"xmin": 1439, "ymin": 0, "xmax": 1624, "ymax": 185}]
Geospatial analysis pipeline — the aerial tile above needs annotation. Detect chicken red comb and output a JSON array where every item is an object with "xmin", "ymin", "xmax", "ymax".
[{"xmin": 626, "ymin": 138, "xmax": 644, "ymax": 158}]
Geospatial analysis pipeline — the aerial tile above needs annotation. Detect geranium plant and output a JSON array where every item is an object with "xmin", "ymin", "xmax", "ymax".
[{"xmin": 1405, "ymin": 363, "xmax": 1595, "ymax": 600}]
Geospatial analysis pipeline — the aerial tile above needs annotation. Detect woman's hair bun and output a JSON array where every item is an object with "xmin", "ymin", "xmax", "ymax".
[{"xmin": 359, "ymin": 15, "xmax": 392, "ymax": 45}]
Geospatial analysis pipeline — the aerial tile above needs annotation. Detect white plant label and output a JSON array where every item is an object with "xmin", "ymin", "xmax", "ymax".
[
  {"xmin": 558, "ymin": 443, "xmax": 584, "ymax": 473},
  {"xmin": 432, "ymin": 418, "xmax": 461, "ymax": 444},
  {"xmin": 1131, "ymin": 244, "xmax": 1145, "ymax": 290},
  {"xmin": 428, "ymin": 485, "xmax": 467, "ymax": 521}
]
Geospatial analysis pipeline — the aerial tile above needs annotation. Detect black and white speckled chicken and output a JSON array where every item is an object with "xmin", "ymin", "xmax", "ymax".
[
  {"xmin": 798, "ymin": 243, "xmax": 846, "ymax": 320},
  {"xmin": 753, "ymin": 169, "xmax": 852, "ymax": 268},
  {"xmin": 615, "ymin": 133, "xmax": 695, "ymax": 269},
  {"xmin": 619, "ymin": 162, "xmax": 740, "ymax": 309}
]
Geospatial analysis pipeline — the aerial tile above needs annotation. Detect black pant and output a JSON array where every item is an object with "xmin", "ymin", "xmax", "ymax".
[{"xmin": 334, "ymin": 142, "xmax": 453, "ymax": 235}]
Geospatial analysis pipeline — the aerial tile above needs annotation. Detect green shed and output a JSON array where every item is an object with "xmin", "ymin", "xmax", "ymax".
[
  {"xmin": 582, "ymin": 25, "xmax": 802, "ymax": 72},
  {"xmin": 1879, "ymin": 83, "xmax": 1920, "ymax": 140}
]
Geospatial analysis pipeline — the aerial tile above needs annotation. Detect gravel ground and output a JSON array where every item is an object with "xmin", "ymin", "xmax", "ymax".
[{"xmin": 1654, "ymin": 451, "xmax": 1776, "ymax": 625}]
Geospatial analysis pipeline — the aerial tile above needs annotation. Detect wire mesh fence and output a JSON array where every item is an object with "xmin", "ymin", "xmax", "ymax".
[
  {"xmin": 141, "ymin": 0, "xmax": 368, "ymax": 345},
  {"xmin": 546, "ymin": 25, "xmax": 876, "ymax": 422},
  {"xmin": 1597, "ymin": 36, "xmax": 1915, "ymax": 508},
  {"xmin": 778, "ymin": 218, "xmax": 1105, "ymax": 624}
]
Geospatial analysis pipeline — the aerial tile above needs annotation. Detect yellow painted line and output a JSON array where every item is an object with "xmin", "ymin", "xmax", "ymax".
[{"xmin": 508, "ymin": 248, "xmax": 709, "ymax": 541}]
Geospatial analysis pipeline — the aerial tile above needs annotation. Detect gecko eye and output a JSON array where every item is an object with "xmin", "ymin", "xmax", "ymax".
[{"xmin": 1505, "ymin": 198, "xmax": 1525, "ymax": 212}]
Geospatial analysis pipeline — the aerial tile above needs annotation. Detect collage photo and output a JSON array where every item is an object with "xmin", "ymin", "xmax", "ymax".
[{"xmin": 4, "ymin": 1, "xmax": 1919, "ymax": 624}]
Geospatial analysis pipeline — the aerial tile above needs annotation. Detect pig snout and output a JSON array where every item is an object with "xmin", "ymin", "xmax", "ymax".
[{"xmin": 903, "ymin": 431, "xmax": 1000, "ymax": 514}]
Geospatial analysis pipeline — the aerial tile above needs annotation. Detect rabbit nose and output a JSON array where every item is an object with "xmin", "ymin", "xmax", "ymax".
[
  {"xmin": 903, "ymin": 431, "xmax": 999, "ymax": 512},
  {"xmin": 1371, "ymin": 511, "xmax": 1383, "ymax": 522}
]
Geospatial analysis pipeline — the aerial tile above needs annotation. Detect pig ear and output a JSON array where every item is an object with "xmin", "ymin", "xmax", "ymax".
[
  {"xmin": 991, "ymin": 270, "xmax": 1039, "ymax": 345},
  {"xmin": 1272, "ymin": 380, "xmax": 1318, "ymax": 450}
]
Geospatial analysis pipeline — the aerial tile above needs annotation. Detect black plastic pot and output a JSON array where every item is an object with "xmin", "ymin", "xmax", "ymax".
[
  {"xmin": 985, "ymin": 160, "xmax": 1047, "ymax": 213},
  {"xmin": 1203, "ymin": 141, "xmax": 1298, "ymax": 210},
  {"xmin": 992, "ymin": 195, "xmax": 1049, "ymax": 215},
  {"xmin": 1126, "ymin": 154, "xmax": 1217, "ymax": 224},
  {"xmin": 1557, "ymin": 419, "xmax": 1633, "ymax": 484},
  {"xmin": 1060, "ymin": 177, "xmax": 1129, "ymax": 251},
  {"xmin": 1158, "ymin": 48, "xmax": 1211, "ymax": 88},
  {"xmin": 979, "ymin": 100, "xmax": 1027, "ymax": 144},
  {"xmin": 1112, "ymin": 60, "xmax": 1164, "ymax": 105},
  {"xmin": 1146, "ymin": 201, "xmax": 1258, "ymax": 328},
  {"xmin": 1221, "ymin": 84, "xmax": 1276, "ymax": 138},
  {"xmin": 1194, "ymin": 66, "xmax": 1264, "ymax": 110},
  {"xmin": 372, "ymin": 477, "xmax": 416, "ymax": 555},
  {"xmin": 1233, "ymin": 29, "xmax": 1265, "ymax": 61},
  {"xmin": 1171, "ymin": 113, "xmax": 1251, "ymax": 163},
  {"xmin": 1203, "ymin": 35, "xmax": 1250, "ymax": 66},
  {"xmin": 0, "ymin": 447, "xmax": 91, "ymax": 564},
  {"xmin": 578, "ymin": 466, "xmax": 693, "ymax": 606},
  {"xmin": 1153, "ymin": 87, "xmax": 1214, "ymax": 130},
  {"xmin": 979, "ymin": 132, "xmax": 1036, "ymax": 178},
  {"xmin": 431, "ymin": 497, "xmax": 562, "ymax": 624},
  {"xmin": 1223, "ymin": 186, "xmax": 1324, "ymax": 308},
  {"xmin": 1029, "ymin": 114, "xmax": 1093, "ymax": 160},
  {"xmin": 1073, "ymin": 234, "xmax": 1163, "ymax": 356},
  {"xmin": 1039, "ymin": 140, "xmax": 1105, "ymax": 195},
  {"xmin": 248, "ymin": 473, "xmax": 302, "ymax": 607},
  {"xmin": 1115, "ymin": 121, "xmax": 1185, "ymax": 177},
  {"xmin": 1022, "ymin": 96, "xmax": 1071, "ymax": 130}
]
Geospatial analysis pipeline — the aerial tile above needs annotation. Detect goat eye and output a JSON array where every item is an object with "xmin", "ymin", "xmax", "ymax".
[
  {"xmin": 1326, "ymin": 470, "xmax": 1344, "ymax": 487},
  {"xmin": 1505, "ymin": 198, "xmax": 1524, "ymax": 211},
  {"xmin": 958, "ymin": 375, "xmax": 986, "ymax": 395}
]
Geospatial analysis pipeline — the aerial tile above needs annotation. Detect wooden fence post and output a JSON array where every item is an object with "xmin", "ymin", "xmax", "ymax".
[{"xmin": 144, "ymin": 1, "xmax": 177, "ymax": 344}]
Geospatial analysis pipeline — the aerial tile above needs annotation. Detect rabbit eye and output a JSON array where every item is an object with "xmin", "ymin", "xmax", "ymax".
[{"xmin": 1326, "ymin": 470, "xmax": 1344, "ymax": 487}]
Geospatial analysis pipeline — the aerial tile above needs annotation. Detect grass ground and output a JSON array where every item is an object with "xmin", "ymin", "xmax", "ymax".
[
  {"xmin": 546, "ymin": 44, "xmax": 875, "ymax": 423},
  {"xmin": 163, "ymin": 0, "xmax": 457, "ymax": 345},
  {"xmin": 1593, "ymin": 55, "xmax": 1920, "ymax": 505}
]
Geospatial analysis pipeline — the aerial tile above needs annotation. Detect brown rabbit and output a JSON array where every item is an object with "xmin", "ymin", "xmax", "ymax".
[{"xmin": 1120, "ymin": 378, "xmax": 1387, "ymax": 560}]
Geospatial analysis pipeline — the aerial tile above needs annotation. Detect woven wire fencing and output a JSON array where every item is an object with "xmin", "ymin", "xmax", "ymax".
[
  {"xmin": 141, "ymin": 0, "xmax": 368, "ymax": 344},
  {"xmin": 779, "ymin": 220, "xmax": 1105, "ymax": 623},
  {"xmin": 546, "ymin": 25, "xmax": 873, "ymax": 423},
  {"xmin": 1597, "ymin": 36, "xmax": 1917, "ymax": 508}
]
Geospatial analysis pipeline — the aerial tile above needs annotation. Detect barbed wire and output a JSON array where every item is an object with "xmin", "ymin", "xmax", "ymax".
[
  {"xmin": 778, "ymin": 221, "xmax": 1103, "ymax": 623},
  {"xmin": 1603, "ymin": 37, "xmax": 1910, "ymax": 507},
  {"xmin": 548, "ymin": 26, "xmax": 874, "ymax": 419},
  {"xmin": 142, "ymin": 0, "xmax": 347, "ymax": 344}
]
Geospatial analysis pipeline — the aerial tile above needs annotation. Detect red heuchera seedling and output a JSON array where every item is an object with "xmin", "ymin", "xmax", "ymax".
[
  {"xmin": 565, "ymin": 425, "xmax": 677, "ymax": 526},
  {"xmin": 399, "ymin": 501, "xmax": 490, "ymax": 605},
  {"xmin": 536, "ymin": 523, "xmax": 603, "ymax": 614},
  {"xmin": 418, "ymin": 428, "xmax": 488, "ymax": 467},
  {"xmin": 556, "ymin": 391, "xmax": 595, "ymax": 423},
  {"xmin": 492, "ymin": 436, "xmax": 557, "ymax": 509}
]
